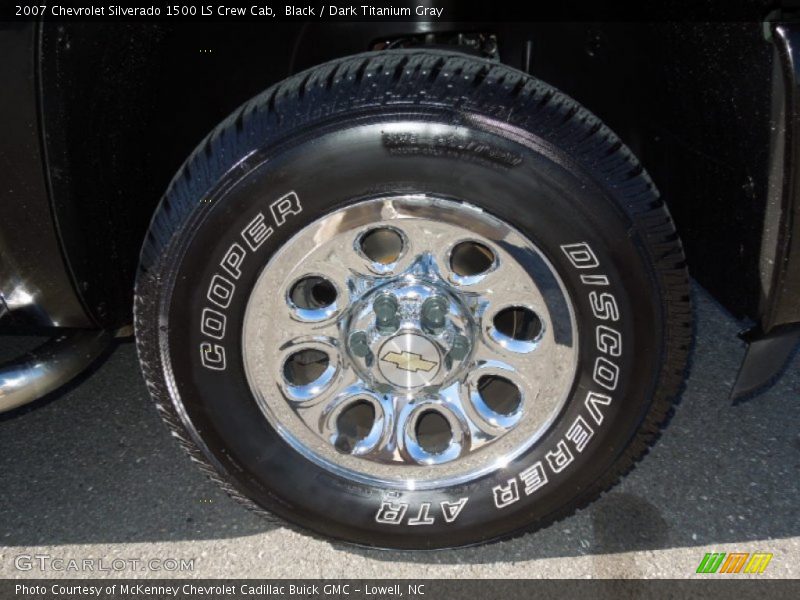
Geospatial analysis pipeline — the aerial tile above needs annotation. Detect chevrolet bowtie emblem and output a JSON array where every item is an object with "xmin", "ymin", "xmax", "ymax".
[{"xmin": 381, "ymin": 351, "xmax": 437, "ymax": 373}]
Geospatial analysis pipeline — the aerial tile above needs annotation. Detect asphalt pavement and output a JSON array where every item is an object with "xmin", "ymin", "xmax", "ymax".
[{"xmin": 0, "ymin": 284, "xmax": 798, "ymax": 579}]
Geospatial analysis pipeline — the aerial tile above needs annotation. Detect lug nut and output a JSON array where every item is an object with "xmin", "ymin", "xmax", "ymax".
[
  {"xmin": 421, "ymin": 295, "xmax": 448, "ymax": 335},
  {"xmin": 349, "ymin": 330, "xmax": 370, "ymax": 358},
  {"xmin": 448, "ymin": 334, "xmax": 470, "ymax": 361},
  {"xmin": 373, "ymin": 293, "xmax": 400, "ymax": 334}
]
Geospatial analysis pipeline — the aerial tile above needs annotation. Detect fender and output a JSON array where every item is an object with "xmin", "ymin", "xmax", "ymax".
[
  {"xmin": 731, "ymin": 21, "xmax": 800, "ymax": 400},
  {"xmin": 0, "ymin": 22, "xmax": 92, "ymax": 329}
]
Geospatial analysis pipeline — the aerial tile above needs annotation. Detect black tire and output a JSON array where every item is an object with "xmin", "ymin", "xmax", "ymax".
[{"xmin": 135, "ymin": 49, "xmax": 691, "ymax": 549}]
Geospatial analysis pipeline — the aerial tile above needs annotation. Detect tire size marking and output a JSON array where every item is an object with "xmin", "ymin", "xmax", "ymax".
[
  {"xmin": 489, "ymin": 241, "xmax": 623, "ymax": 511},
  {"xmin": 198, "ymin": 192, "xmax": 302, "ymax": 371},
  {"xmin": 382, "ymin": 131, "xmax": 523, "ymax": 168}
]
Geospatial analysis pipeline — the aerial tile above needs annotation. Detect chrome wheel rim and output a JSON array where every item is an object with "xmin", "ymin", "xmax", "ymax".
[{"xmin": 242, "ymin": 195, "xmax": 578, "ymax": 490}]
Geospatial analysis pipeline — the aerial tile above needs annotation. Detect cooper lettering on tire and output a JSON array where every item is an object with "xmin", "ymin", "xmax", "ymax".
[{"xmin": 135, "ymin": 50, "xmax": 691, "ymax": 549}]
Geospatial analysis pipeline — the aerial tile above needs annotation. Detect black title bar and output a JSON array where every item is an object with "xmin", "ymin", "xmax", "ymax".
[{"xmin": 4, "ymin": 0, "xmax": 800, "ymax": 23}]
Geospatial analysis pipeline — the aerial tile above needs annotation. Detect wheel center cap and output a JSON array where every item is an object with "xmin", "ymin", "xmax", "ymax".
[
  {"xmin": 378, "ymin": 333, "xmax": 441, "ymax": 389},
  {"xmin": 342, "ymin": 270, "xmax": 479, "ymax": 393}
]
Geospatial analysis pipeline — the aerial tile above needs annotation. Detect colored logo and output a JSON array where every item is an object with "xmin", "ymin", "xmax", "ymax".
[
  {"xmin": 696, "ymin": 552, "xmax": 773, "ymax": 574},
  {"xmin": 381, "ymin": 350, "xmax": 437, "ymax": 373}
]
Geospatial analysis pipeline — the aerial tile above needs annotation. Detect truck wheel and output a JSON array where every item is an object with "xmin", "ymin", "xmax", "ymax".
[{"xmin": 135, "ymin": 50, "xmax": 691, "ymax": 549}]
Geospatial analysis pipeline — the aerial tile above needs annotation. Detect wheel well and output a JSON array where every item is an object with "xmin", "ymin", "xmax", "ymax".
[{"xmin": 40, "ymin": 22, "xmax": 773, "ymax": 327}]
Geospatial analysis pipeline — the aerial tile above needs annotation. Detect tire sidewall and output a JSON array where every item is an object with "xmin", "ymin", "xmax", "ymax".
[{"xmin": 155, "ymin": 109, "xmax": 664, "ymax": 548}]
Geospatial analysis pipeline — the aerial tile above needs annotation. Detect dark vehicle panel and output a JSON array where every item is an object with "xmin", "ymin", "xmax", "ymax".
[{"xmin": 0, "ymin": 22, "xmax": 90, "ymax": 329}]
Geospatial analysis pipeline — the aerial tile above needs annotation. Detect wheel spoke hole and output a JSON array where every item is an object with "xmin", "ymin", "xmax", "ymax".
[
  {"xmin": 450, "ymin": 241, "xmax": 495, "ymax": 277},
  {"xmin": 283, "ymin": 349, "xmax": 329, "ymax": 386},
  {"xmin": 493, "ymin": 307, "xmax": 542, "ymax": 342},
  {"xmin": 478, "ymin": 375, "xmax": 522, "ymax": 416},
  {"xmin": 414, "ymin": 410, "xmax": 452, "ymax": 455},
  {"xmin": 289, "ymin": 276, "xmax": 337, "ymax": 310},
  {"xmin": 334, "ymin": 401, "xmax": 375, "ymax": 454},
  {"xmin": 358, "ymin": 228, "xmax": 404, "ymax": 265}
]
